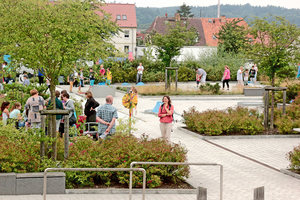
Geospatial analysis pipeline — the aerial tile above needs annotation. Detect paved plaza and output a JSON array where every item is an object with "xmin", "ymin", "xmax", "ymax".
[{"xmin": 2, "ymin": 83, "xmax": 300, "ymax": 200}]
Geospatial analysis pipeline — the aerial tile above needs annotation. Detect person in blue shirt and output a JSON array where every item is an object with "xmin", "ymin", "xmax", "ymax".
[
  {"xmin": 38, "ymin": 68, "xmax": 44, "ymax": 85},
  {"xmin": 23, "ymin": 75, "xmax": 30, "ymax": 86}
]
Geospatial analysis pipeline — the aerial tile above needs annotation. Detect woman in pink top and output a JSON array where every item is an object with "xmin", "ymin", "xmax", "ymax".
[
  {"xmin": 222, "ymin": 65, "xmax": 231, "ymax": 90},
  {"xmin": 158, "ymin": 96, "xmax": 174, "ymax": 141}
]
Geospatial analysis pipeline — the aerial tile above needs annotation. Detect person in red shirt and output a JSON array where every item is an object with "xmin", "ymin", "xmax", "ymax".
[
  {"xmin": 99, "ymin": 64, "xmax": 105, "ymax": 76},
  {"xmin": 158, "ymin": 96, "xmax": 174, "ymax": 141}
]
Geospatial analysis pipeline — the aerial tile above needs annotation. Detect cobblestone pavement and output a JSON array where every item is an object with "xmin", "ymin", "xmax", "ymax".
[{"xmin": 3, "ymin": 84, "xmax": 299, "ymax": 200}]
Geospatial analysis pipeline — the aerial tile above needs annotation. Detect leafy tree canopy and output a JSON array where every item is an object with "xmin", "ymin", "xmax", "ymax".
[
  {"xmin": 217, "ymin": 19, "xmax": 249, "ymax": 54},
  {"xmin": 0, "ymin": 0, "xmax": 119, "ymax": 87},
  {"xmin": 151, "ymin": 23, "xmax": 197, "ymax": 68},
  {"xmin": 177, "ymin": 3, "xmax": 194, "ymax": 18},
  {"xmin": 247, "ymin": 16, "xmax": 300, "ymax": 86}
]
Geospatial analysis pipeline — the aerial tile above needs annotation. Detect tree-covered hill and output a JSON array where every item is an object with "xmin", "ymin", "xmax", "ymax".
[{"xmin": 137, "ymin": 4, "xmax": 300, "ymax": 30}]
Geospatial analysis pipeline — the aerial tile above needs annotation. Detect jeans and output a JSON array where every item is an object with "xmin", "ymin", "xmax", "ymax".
[{"xmin": 136, "ymin": 73, "xmax": 143, "ymax": 83}]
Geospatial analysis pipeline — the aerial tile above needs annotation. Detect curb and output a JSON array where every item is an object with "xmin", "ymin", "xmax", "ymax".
[
  {"xmin": 177, "ymin": 126, "xmax": 300, "ymax": 140},
  {"xmin": 66, "ymin": 188, "xmax": 196, "ymax": 194},
  {"xmin": 280, "ymin": 169, "xmax": 300, "ymax": 180}
]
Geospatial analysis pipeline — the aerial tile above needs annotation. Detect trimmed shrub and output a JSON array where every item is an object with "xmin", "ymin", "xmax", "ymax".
[
  {"xmin": 288, "ymin": 145, "xmax": 300, "ymax": 173},
  {"xmin": 183, "ymin": 107, "xmax": 263, "ymax": 136},
  {"xmin": 0, "ymin": 125, "xmax": 189, "ymax": 189}
]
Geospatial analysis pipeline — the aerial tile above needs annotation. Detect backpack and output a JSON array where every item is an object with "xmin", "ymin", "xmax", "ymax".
[
  {"xmin": 31, "ymin": 96, "xmax": 43, "ymax": 113},
  {"xmin": 160, "ymin": 104, "xmax": 174, "ymax": 122}
]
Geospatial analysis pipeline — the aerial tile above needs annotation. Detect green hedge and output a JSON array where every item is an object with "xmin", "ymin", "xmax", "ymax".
[
  {"xmin": 0, "ymin": 125, "xmax": 188, "ymax": 188},
  {"xmin": 183, "ymin": 107, "xmax": 264, "ymax": 136}
]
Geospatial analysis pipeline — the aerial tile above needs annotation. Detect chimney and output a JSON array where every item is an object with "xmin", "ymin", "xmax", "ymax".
[{"xmin": 175, "ymin": 13, "xmax": 181, "ymax": 21}]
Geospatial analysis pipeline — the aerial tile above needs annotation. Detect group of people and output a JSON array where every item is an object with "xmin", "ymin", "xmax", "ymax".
[
  {"xmin": 68, "ymin": 65, "xmax": 112, "ymax": 93},
  {"xmin": 237, "ymin": 65, "xmax": 258, "ymax": 86},
  {"xmin": 195, "ymin": 64, "xmax": 259, "ymax": 90}
]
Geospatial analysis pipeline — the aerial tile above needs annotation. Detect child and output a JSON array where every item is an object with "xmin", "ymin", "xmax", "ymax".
[
  {"xmin": 106, "ymin": 68, "xmax": 112, "ymax": 85},
  {"xmin": 244, "ymin": 69, "xmax": 249, "ymax": 86},
  {"xmin": 78, "ymin": 68, "xmax": 84, "ymax": 93},
  {"xmin": 89, "ymin": 68, "xmax": 95, "ymax": 90},
  {"xmin": 196, "ymin": 73, "xmax": 201, "ymax": 87},
  {"xmin": 1, "ymin": 101, "xmax": 10, "ymax": 125},
  {"xmin": 9, "ymin": 102, "xmax": 23, "ymax": 128}
]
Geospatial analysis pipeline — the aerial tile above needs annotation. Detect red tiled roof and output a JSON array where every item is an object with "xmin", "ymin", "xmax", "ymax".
[
  {"xmin": 146, "ymin": 16, "xmax": 248, "ymax": 47},
  {"xmin": 96, "ymin": 3, "xmax": 137, "ymax": 28}
]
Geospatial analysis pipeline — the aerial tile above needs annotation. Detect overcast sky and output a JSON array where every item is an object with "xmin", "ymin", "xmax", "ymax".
[{"xmin": 106, "ymin": 0, "xmax": 300, "ymax": 9}]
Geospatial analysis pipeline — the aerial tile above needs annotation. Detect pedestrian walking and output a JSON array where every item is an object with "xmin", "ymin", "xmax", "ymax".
[
  {"xmin": 38, "ymin": 68, "xmax": 44, "ymax": 85},
  {"xmin": 249, "ymin": 66, "xmax": 256, "ymax": 84},
  {"xmin": 136, "ymin": 63, "xmax": 144, "ymax": 83},
  {"xmin": 78, "ymin": 68, "xmax": 84, "ymax": 93},
  {"xmin": 99, "ymin": 64, "xmax": 105, "ymax": 76},
  {"xmin": 158, "ymin": 96, "xmax": 174, "ymax": 141},
  {"xmin": 106, "ymin": 68, "xmax": 112, "ymax": 85},
  {"xmin": 96, "ymin": 95, "xmax": 118, "ymax": 140},
  {"xmin": 195, "ymin": 68, "xmax": 207, "ymax": 87},
  {"xmin": 237, "ymin": 66, "xmax": 243, "ymax": 86},
  {"xmin": 244, "ymin": 69, "xmax": 249, "ymax": 86},
  {"xmin": 25, "ymin": 89, "xmax": 45, "ymax": 129},
  {"xmin": 222, "ymin": 65, "xmax": 231, "ymax": 90},
  {"xmin": 89, "ymin": 68, "xmax": 95, "ymax": 90},
  {"xmin": 68, "ymin": 71, "xmax": 75, "ymax": 93}
]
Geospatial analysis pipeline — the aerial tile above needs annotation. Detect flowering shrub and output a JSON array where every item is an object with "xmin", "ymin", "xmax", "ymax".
[
  {"xmin": 288, "ymin": 145, "xmax": 300, "ymax": 173},
  {"xmin": 183, "ymin": 107, "xmax": 264, "ymax": 135},
  {"xmin": 274, "ymin": 92, "xmax": 300, "ymax": 134},
  {"xmin": 65, "ymin": 134, "xmax": 188, "ymax": 188},
  {"xmin": 0, "ymin": 124, "xmax": 189, "ymax": 189}
]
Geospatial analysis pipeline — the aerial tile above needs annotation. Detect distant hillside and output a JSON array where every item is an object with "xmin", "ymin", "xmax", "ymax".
[{"xmin": 136, "ymin": 4, "xmax": 300, "ymax": 30}]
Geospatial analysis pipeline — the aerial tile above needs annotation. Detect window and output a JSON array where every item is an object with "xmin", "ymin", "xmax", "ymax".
[
  {"xmin": 116, "ymin": 15, "xmax": 121, "ymax": 20},
  {"xmin": 124, "ymin": 30, "xmax": 129, "ymax": 38},
  {"xmin": 124, "ymin": 46, "xmax": 129, "ymax": 53},
  {"xmin": 122, "ymin": 15, "xmax": 127, "ymax": 20}
]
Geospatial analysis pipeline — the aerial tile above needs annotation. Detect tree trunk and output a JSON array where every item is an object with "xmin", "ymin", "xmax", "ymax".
[
  {"xmin": 49, "ymin": 82, "xmax": 57, "ymax": 160},
  {"xmin": 270, "ymin": 77, "xmax": 275, "ymax": 131}
]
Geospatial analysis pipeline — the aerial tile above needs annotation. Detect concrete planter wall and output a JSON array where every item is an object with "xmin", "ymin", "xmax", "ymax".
[
  {"xmin": 91, "ymin": 85, "xmax": 116, "ymax": 98},
  {"xmin": 243, "ymin": 88, "xmax": 265, "ymax": 96},
  {"xmin": 0, "ymin": 172, "xmax": 65, "ymax": 195}
]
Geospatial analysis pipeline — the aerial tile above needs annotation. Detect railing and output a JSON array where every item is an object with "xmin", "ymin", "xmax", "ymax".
[
  {"xmin": 129, "ymin": 162, "xmax": 223, "ymax": 200},
  {"xmin": 43, "ymin": 167, "xmax": 146, "ymax": 200}
]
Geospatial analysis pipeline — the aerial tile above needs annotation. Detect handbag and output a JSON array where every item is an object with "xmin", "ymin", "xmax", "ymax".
[{"xmin": 69, "ymin": 113, "xmax": 76, "ymax": 125}]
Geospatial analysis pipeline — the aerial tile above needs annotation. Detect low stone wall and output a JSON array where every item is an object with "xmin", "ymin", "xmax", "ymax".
[
  {"xmin": 243, "ymin": 88, "xmax": 265, "ymax": 96},
  {"xmin": 0, "ymin": 172, "xmax": 65, "ymax": 195},
  {"xmin": 91, "ymin": 85, "xmax": 116, "ymax": 98}
]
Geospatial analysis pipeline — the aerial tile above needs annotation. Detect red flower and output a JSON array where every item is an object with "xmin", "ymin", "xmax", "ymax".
[
  {"xmin": 75, "ymin": 123, "xmax": 81, "ymax": 128},
  {"xmin": 147, "ymin": 180, "xmax": 153, "ymax": 184},
  {"xmin": 80, "ymin": 130, "xmax": 83, "ymax": 134}
]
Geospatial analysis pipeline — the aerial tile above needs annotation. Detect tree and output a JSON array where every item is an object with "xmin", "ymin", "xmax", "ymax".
[
  {"xmin": 151, "ymin": 23, "xmax": 197, "ymax": 68},
  {"xmin": 0, "ymin": 0, "xmax": 119, "ymax": 159},
  {"xmin": 177, "ymin": 3, "xmax": 194, "ymax": 18},
  {"xmin": 217, "ymin": 18, "xmax": 249, "ymax": 54},
  {"xmin": 247, "ymin": 16, "xmax": 300, "ymax": 130}
]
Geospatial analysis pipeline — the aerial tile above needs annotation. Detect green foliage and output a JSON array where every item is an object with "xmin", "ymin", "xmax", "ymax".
[
  {"xmin": 0, "ymin": 125, "xmax": 189, "ymax": 189},
  {"xmin": 217, "ymin": 19, "xmax": 249, "ymax": 54},
  {"xmin": 198, "ymin": 52, "xmax": 246, "ymax": 81},
  {"xmin": 199, "ymin": 83, "xmax": 221, "ymax": 94},
  {"xmin": 288, "ymin": 145, "xmax": 300, "ymax": 173},
  {"xmin": 183, "ymin": 107, "xmax": 264, "ymax": 136},
  {"xmin": 151, "ymin": 22, "xmax": 197, "ymax": 68},
  {"xmin": 274, "ymin": 82, "xmax": 300, "ymax": 104},
  {"xmin": 177, "ymin": 3, "xmax": 194, "ymax": 18},
  {"xmin": 247, "ymin": 16, "xmax": 300, "ymax": 85},
  {"xmin": 2, "ymin": 83, "xmax": 49, "ymax": 108},
  {"xmin": 274, "ymin": 93, "xmax": 300, "ymax": 134},
  {"xmin": 177, "ymin": 66, "xmax": 195, "ymax": 82}
]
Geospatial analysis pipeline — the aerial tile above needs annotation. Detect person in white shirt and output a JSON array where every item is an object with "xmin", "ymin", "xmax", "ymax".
[
  {"xmin": 136, "ymin": 63, "xmax": 144, "ymax": 83},
  {"xmin": 237, "ymin": 66, "xmax": 243, "ymax": 86},
  {"xmin": 254, "ymin": 64, "xmax": 258, "ymax": 83}
]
